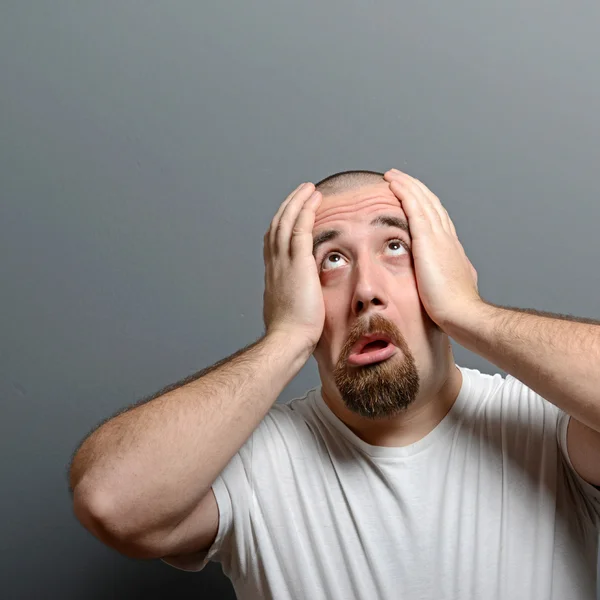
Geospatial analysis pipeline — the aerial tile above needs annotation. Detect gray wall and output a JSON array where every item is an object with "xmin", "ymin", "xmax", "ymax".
[{"xmin": 2, "ymin": 2, "xmax": 599, "ymax": 598}]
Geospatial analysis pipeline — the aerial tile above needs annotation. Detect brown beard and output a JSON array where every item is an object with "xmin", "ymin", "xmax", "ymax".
[{"xmin": 333, "ymin": 313, "xmax": 420, "ymax": 419}]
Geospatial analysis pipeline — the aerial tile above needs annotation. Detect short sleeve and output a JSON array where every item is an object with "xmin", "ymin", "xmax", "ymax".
[
  {"xmin": 556, "ymin": 411, "xmax": 600, "ymax": 529},
  {"xmin": 160, "ymin": 473, "xmax": 233, "ymax": 572},
  {"xmin": 160, "ymin": 400, "xmax": 305, "ymax": 574},
  {"xmin": 160, "ymin": 393, "xmax": 318, "ymax": 578}
]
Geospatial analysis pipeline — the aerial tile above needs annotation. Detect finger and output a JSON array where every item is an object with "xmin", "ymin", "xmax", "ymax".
[
  {"xmin": 275, "ymin": 182, "xmax": 316, "ymax": 254},
  {"xmin": 421, "ymin": 189, "xmax": 454, "ymax": 236},
  {"xmin": 466, "ymin": 255, "xmax": 478, "ymax": 287},
  {"xmin": 397, "ymin": 172, "xmax": 445, "ymax": 230},
  {"xmin": 407, "ymin": 174, "xmax": 454, "ymax": 235},
  {"xmin": 269, "ymin": 182, "xmax": 307, "ymax": 248},
  {"xmin": 290, "ymin": 190, "xmax": 322, "ymax": 258},
  {"xmin": 386, "ymin": 170, "xmax": 448, "ymax": 232},
  {"xmin": 269, "ymin": 182, "xmax": 308, "ymax": 248},
  {"xmin": 387, "ymin": 176, "xmax": 434, "ymax": 233},
  {"xmin": 447, "ymin": 212, "xmax": 457, "ymax": 237},
  {"xmin": 263, "ymin": 230, "xmax": 271, "ymax": 264}
]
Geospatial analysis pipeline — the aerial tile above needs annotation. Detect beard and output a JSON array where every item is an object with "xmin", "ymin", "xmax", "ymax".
[{"xmin": 333, "ymin": 313, "xmax": 420, "ymax": 419}]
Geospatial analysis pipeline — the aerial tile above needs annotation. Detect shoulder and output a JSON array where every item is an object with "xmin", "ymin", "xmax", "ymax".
[
  {"xmin": 459, "ymin": 364, "xmax": 561, "ymax": 421},
  {"xmin": 455, "ymin": 366, "xmax": 565, "ymax": 457},
  {"xmin": 454, "ymin": 364, "xmax": 505, "ymax": 418},
  {"xmin": 458, "ymin": 364, "xmax": 504, "ymax": 397},
  {"xmin": 239, "ymin": 386, "xmax": 324, "ymax": 462}
]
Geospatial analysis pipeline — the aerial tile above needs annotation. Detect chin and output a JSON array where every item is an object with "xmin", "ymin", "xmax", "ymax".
[{"xmin": 333, "ymin": 352, "xmax": 420, "ymax": 420}]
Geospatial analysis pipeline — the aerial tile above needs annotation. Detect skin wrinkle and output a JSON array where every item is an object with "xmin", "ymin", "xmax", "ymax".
[
  {"xmin": 315, "ymin": 198, "xmax": 407, "ymax": 225},
  {"xmin": 313, "ymin": 214, "xmax": 411, "ymax": 258}
]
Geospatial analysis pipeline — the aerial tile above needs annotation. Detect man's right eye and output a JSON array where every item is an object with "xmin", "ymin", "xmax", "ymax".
[{"xmin": 320, "ymin": 252, "xmax": 347, "ymax": 271}]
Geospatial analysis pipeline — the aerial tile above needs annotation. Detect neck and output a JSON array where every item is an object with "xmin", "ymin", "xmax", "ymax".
[{"xmin": 320, "ymin": 360, "xmax": 463, "ymax": 448}]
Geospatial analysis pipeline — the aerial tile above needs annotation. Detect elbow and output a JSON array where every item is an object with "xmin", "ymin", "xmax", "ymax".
[
  {"xmin": 71, "ymin": 485, "xmax": 166, "ymax": 560},
  {"xmin": 72, "ymin": 484, "xmax": 118, "ymax": 542}
]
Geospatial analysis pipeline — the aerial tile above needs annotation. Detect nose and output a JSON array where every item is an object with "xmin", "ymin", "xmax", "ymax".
[{"xmin": 351, "ymin": 259, "xmax": 388, "ymax": 317}]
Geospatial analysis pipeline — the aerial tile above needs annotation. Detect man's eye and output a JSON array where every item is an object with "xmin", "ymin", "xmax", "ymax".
[
  {"xmin": 386, "ymin": 239, "xmax": 408, "ymax": 256},
  {"xmin": 320, "ymin": 252, "xmax": 346, "ymax": 271},
  {"xmin": 319, "ymin": 239, "xmax": 408, "ymax": 272}
]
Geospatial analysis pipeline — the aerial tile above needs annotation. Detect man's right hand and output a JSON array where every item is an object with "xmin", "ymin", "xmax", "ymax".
[{"xmin": 263, "ymin": 182, "xmax": 325, "ymax": 353}]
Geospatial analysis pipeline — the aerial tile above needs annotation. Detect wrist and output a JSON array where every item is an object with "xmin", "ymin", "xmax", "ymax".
[
  {"xmin": 264, "ymin": 327, "xmax": 316, "ymax": 362},
  {"xmin": 443, "ymin": 300, "xmax": 497, "ymax": 349}
]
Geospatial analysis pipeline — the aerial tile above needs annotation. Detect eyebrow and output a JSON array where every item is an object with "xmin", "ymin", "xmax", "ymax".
[{"xmin": 312, "ymin": 214, "xmax": 410, "ymax": 256}]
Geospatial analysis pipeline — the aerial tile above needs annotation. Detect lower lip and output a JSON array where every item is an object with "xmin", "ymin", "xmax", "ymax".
[{"xmin": 347, "ymin": 344, "xmax": 397, "ymax": 366}]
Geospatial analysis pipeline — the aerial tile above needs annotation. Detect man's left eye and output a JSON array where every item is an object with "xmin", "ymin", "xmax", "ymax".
[{"xmin": 386, "ymin": 239, "xmax": 408, "ymax": 255}]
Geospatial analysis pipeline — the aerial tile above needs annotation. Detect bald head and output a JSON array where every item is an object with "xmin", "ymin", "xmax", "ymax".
[{"xmin": 315, "ymin": 170, "xmax": 385, "ymax": 196}]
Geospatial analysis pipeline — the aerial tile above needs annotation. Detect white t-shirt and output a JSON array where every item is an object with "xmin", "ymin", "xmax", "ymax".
[{"xmin": 162, "ymin": 365, "xmax": 600, "ymax": 599}]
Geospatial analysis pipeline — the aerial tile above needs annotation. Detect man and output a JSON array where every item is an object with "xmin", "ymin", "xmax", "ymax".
[{"xmin": 70, "ymin": 169, "xmax": 600, "ymax": 599}]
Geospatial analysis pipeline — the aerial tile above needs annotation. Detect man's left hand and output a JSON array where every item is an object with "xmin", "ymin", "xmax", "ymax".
[{"xmin": 383, "ymin": 169, "xmax": 482, "ymax": 330}]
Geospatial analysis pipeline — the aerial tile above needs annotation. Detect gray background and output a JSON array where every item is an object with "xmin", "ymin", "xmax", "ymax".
[{"xmin": 1, "ymin": 1, "xmax": 599, "ymax": 598}]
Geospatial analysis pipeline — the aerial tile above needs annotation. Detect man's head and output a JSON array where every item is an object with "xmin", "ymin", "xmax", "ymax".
[{"xmin": 311, "ymin": 170, "xmax": 454, "ymax": 420}]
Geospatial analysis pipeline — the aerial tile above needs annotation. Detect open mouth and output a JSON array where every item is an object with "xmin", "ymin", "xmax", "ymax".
[
  {"xmin": 351, "ymin": 334, "xmax": 393, "ymax": 354},
  {"xmin": 347, "ymin": 334, "xmax": 397, "ymax": 366},
  {"xmin": 359, "ymin": 339, "xmax": 390, "ymax": 353}
]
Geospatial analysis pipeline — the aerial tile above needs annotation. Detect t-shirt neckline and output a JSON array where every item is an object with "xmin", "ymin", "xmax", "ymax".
[{"xmin": 312, "ymin": 364, "xmax": 472, "ymax": 459}]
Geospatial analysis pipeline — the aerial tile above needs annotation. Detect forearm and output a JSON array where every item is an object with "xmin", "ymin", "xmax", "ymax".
[
  {"xmin": 71, "ymin": 330, "xmax": 311, "ymax": 539},
  {"xmin": 446, "ymin": 301, "xmax": 600, "ymax": 432}
]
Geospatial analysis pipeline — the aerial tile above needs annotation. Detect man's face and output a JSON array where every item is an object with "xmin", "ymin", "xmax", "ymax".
[{"xmin": 312, "ymin": 181, "xmax": 444, "ymax": 419}]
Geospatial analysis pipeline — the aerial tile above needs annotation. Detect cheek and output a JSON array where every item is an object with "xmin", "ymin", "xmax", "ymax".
[
  {"xmin": 314, "ymin": 293, "xmax": 348, "ymax": 360},
  {"xmin": 399, "ymin": 281, "xmax": 421, "ymax": 309},
  {"xmin": 322, "ymin": 284, "xmax": 345, "ymax": 313},
  {"xmin": 389, "ymin": 270, "xmax": 420, "ymax": 304}
]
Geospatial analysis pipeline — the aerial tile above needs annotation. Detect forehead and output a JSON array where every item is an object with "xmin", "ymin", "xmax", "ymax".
[{"xmin": 313, "ymin": 182, "xmax": 406, "ymax": 231}]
